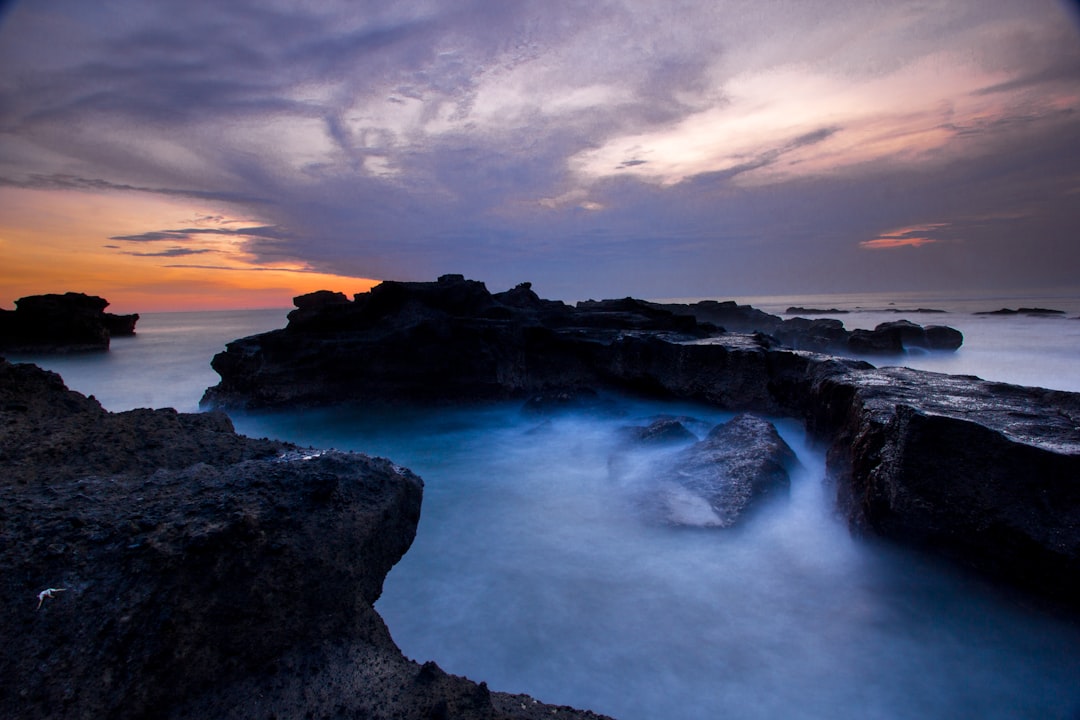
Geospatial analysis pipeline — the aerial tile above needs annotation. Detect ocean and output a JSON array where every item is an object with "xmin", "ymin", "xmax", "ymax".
[{"xmin": 6, "ymin": 291, "xmax": 1080, "ymax": 719}]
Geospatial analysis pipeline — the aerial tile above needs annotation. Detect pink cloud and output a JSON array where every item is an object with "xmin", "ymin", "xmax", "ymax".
[{"xmin": 860, "ymin": 223, "xmax": 947, "ymax": 250}]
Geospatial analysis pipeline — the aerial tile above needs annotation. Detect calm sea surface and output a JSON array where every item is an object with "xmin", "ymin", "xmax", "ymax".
[{"xmin": 6, "ymin": 291, "xmax": 1080, "ymax": 719}]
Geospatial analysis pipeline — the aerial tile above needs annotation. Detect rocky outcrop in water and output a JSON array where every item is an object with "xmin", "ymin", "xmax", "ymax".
[
  {"xmin": 653, "ymin": 300, "xmax": 962, "ymax": 354},
  {"xmin": 0, "ymin": 358, "xmax": 608, "ymax": 720},
  {"xmin": 0, "ymin": 292, "xmax": 139, "ymax": 352},
  {"xmin": 202, "ymin": 276, "xmax": 1079, "ymax": 610},
  {"xmin": 640, "ymin": 413, "xmax": 797, "ymax": 528}
]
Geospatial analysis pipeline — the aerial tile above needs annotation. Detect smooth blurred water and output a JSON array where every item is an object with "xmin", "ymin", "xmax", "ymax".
[
  {"xmin": 6, "ymin": 296, "xmax": 1080, "ymax": 719},
  {"xmin": 3, "ymin": 308, "xmax": 288, "ymax": 412}
]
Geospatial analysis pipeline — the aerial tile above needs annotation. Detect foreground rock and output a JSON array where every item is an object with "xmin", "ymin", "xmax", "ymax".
[
  {"xmin": 0, "ymin": 292, "xmax": 139, "ymax": 352},
  {"xmin": 0, "ymin": 359, "xmax": 609, "ymax": 720},
  {"xmin": 202, "ymin": 276, "xmax": 1080, "ymax": 610}
]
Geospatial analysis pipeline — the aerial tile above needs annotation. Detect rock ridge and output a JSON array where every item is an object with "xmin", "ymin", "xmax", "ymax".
[{"xmin": 202, "ymin": 276, "xmax": 1080, "ymax": 609}]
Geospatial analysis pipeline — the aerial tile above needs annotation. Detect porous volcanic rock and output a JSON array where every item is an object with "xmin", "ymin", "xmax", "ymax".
[
  {"xmin": 0, "ymin": 358, "xmax": 609, "ymax": 720},
  {"xmin": 0, "ymin": 292, "xmax": 139, "ymax": 352}
]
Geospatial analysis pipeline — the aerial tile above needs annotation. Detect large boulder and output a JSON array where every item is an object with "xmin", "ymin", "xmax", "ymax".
[
  {"xmin": 0, "ymin": 359, "xmax": 608, "ymax": 720},
  {"xmin": 652, "ymin": 414, "xmax": 797, "ymax": 527},
  {"xmin": 0, "ymin": 292, "xmax": 139, "ymax": 352}
]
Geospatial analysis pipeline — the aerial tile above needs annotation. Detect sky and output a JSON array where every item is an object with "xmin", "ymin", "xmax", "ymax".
[{"xmin": 1, "ymin": 0, "xmax": 1079, "ymax": 312}]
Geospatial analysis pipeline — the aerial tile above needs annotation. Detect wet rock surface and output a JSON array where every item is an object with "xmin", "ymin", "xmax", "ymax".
[
  {"xmin": 0, "ymin": 292, "xmax": 139, "ymax": 353},
  {"xmin": 0, "ymin": 358, "xmax": 609, "ymax": 720},
  {"xmin": 202, "ymin": 276, "xmax": 1080, "ymax": 609},
  {"xmin": 624, "ymin": 413, "xmax": 798, "ymax": 528}
]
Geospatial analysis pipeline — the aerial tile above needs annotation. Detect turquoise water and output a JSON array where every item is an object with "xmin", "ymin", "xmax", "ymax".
[{"xmin": 6, "ymin": 293, "xmax": 1080, "ymax": 719}]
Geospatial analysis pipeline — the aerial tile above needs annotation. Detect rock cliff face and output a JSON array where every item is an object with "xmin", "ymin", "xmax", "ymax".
[
  {"xmin": 0, "ymin": 292, "xmax": 139, "ymax": 352},
  {"xmin": 0, "ymin": 358, "xmax": 609, "ymax": 720},
  {"xmin": 202, "ymin": 276, "xmax": 1080, "ymax": 610}
]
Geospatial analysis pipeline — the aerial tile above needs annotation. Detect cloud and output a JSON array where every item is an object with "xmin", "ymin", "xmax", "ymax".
[
  {"xmin": 0, "ymin": 174, "xmax": 265, "ymax": 203},
  {"xmin": 123, "ymin": 247, "xmax": 214, "ymax": 257},
  {"xmin": 1, "ymin": 0, "xmax": 1078, "ymax": 299},
  {"xmin": 109, "ymin": 226, "xmax": 288, "ymax": 242}
]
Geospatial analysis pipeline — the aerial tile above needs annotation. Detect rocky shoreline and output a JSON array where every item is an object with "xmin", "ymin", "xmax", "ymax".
[
  {"xmin": 203, "ymin": 275, "xmax": 1080, "ymax": 609},
  {"xmin": 4, "ymin": 276, "xmax": 1079, "ymax": 717},
  {"xmin": 0, "ymin": 358, "xmax": 610, "ymax": 719}
]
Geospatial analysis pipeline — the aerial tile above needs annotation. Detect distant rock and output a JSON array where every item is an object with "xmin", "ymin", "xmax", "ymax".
[
  {"xmin": 975, "ymin": 307, "xmax": 1066, "ymax": 316},
  {"xmin": 654, "ymin": 300, "xmax": 962, "ymax": 356},
  {"xmin": 784, "ymin": 306, "xmax": 849, "ymax": 315},
  {"xmin": 651, "ymin": 414, "xmax": 797, "ymax": 527},
  {"xmin": 0, "ymin": 292, "xmax": 139, "ymax": 352},
  {"xmin": 0, "ymin": 358, "xmax": 608, "ymax": 720}
]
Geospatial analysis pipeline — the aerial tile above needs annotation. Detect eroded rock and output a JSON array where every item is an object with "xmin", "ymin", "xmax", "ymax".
[{"xmin": 0, "ymin": 359, "xmax": 608, "ymax": 720}]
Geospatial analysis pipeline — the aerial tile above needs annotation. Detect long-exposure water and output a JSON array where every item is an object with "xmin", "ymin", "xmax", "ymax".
[{"xmin": 7, "ymin": 292, "xmax": 1080, "ymax": 719}]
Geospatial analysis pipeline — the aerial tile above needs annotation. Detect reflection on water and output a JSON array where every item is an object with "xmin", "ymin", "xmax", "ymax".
[{"xmin": 231, "ymin": 398, "xmax": 1080, "ymax": 720}]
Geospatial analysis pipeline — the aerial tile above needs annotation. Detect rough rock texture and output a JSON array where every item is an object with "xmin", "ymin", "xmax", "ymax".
[
  {"xmin": 201, "ymin": 276, "xmax": 1080, "ymax": 610},
  {"xmin": 0, "ymin": 292, "xmax": 139, "ymax": 352},
  {"xmin": 0, "ymin": 359, "xmax": 609, "ymax": 720},
  {"xmin": 651, "ymin": 413, "xmax": 797, "ymax": 527},
  {"xmin": 803, "ymin": 363, "xmax": 1080, "ymax": 606}
]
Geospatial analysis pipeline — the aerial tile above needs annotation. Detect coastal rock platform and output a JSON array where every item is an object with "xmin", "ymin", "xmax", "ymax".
[
  {"xmin": 202, "ymin": 275, "xmax": 1080, "ymax": 609},
  {"xmin": 0, "ymin": 358, "xmax": 609, "ymax": 720}
]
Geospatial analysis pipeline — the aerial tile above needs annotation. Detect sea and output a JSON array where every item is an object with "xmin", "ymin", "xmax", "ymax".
[{"xmin": 6, "ymin": 290, "xmax": 1080, "ymax": 720}]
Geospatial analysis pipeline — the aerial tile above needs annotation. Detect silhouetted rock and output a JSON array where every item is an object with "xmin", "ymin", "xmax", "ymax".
[
  {"xmin": 655, "ymin": 300, "xmax": 962, "ymax": 356},
  {"xmin": 202, "ymin": 276, "xmax": 1079, "ymax": 609},
  {"xmin": 0, "ymin": 359, "xmax": 608, "ymax": 720},
  {"xmin": 975, "ymin": 307, "xmax": 1066, "ymax": 316},
  {"xmin": 785, "ymin": 306, "xmax": 849, "ymax": 314},
  {"xmin": 0, "ymin": 292, "xmax": 139, "ymax": 352}
]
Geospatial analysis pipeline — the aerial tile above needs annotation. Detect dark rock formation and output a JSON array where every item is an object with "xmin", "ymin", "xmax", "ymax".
[
  {"xmin": 0, "ymin": 358, "xmax": 608, "ymax": 720},
  {"xmin": 975, "ymin": 307, "xmax": 1066, "ymax": 316},
  {"xmin": 0, "ymin": 292, "xmax": 139, "ymax": 352},
  {"xmin": 803, "ymin": 363, "xmax": 1080, "ymax": 607},
  {"xmin": 649, "ymin": 413, "xmax": 797, "ymax": 527},
  {"xmin": 653, "ymin": 299, "xmax": 962, "ymax": 355},
  {"xmin": 202, "ymin": 276, "xmax": 1079, "ymax": 610},
  {"xmin": 785, "ymin": 306, "xmax": 849, "ymax": 314}
]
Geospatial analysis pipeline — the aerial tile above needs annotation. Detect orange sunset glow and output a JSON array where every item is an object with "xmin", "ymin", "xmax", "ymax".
[{"xmin": 0, "ymin": 187, "xmax": 377, "ymax": 313}]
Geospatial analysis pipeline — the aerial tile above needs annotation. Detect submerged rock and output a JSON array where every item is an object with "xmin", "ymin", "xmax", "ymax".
[
  {"xmin": 0, "ymin": 292, "xmax": 139, "ymax": 352},
  {"xmin": 0, "ymin": 359, "xmax": 608, "ymax": 720},
  {"xmin": 654, "ymin": 414, "xmax": 798, "ymax": 527}
]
